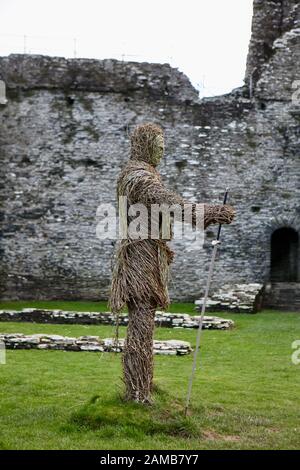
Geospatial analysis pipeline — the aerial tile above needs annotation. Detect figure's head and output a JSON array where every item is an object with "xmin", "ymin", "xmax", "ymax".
[{"xmin": 130, "ymin": 123, "xmax": 164, "ymax": 167}]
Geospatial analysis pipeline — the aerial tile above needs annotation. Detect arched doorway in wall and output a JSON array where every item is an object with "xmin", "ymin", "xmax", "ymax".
[{"xmin": 271, "ymin": 227, "xmax": 299, "ymax": 282}]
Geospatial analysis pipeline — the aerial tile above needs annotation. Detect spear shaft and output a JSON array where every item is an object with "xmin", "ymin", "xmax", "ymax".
[{"xmin": 184, "ymin": 188, "xmax": 229, "ymax": 416}]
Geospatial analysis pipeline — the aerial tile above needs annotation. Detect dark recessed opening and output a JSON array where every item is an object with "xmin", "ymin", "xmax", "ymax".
[
  {"xmin": 206, "ymin": 230, "xmax": 214, "ymax": 239},
  {"xmin": 175, "ymin": 160, "xmax": 187, "ymax": 170},
  {"xmin": 271, "ymin": 227, "xmax": 299, "ymax": 282},
  {"xmin": 251, "ymin": 206, "xmax": 261, "ymax": 213},
  {"xmin": 66, "ymin": 96, "xmax": 75, "ymax": 106}
]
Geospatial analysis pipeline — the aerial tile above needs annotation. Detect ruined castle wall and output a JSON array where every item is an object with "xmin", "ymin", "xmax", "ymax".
[
  {"xmin": 0, "ymin": 0, "xmax": 299, "ymax": 301},
  {"xmin": 245, "ymin": 0, "xmax": 300, "ymax": 84}
]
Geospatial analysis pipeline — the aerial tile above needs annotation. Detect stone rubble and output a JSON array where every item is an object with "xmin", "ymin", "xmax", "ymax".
[
  {"xmin": 0, "ymin": 333, "xmax": 192, "ymax": 355},
  {"xmin": 0, "ymin": 308, "xmax": 234, "ymax": 329},
  {"xmin": 195, "ymin": 283, "xmax": 264, "ymax": 313}
]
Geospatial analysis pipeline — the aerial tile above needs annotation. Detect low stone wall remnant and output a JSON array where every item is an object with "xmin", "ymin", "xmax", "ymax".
[
  {"xmin": 0, "ymin": 333, "xmax": 192, "ymax": 355},
  {"xmin": 195, "ymin": 283, "xmax": 264, "ymax": 313},
  {"xmin": 0, "ymin": 308, "xmax": 234, "ymax": 329}
]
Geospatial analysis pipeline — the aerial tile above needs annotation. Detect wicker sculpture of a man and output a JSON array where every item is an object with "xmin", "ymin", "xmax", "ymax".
[{"xmin": 110, "ymin": 123, "xmax": 235, "ymax": 403}]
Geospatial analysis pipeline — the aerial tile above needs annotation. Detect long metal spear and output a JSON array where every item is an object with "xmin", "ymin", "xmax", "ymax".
[{"xmin": 184, "ymin": 188, "xmax": 229, "ymax": 416}]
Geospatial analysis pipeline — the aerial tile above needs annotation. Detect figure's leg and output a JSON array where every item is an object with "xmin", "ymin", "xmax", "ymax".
[{"xmin": 123, "ymin": 298, "xmax": 157, "ymax": 403}]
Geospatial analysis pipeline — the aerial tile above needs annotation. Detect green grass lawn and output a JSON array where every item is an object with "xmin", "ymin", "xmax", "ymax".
[
  {"xmin": 0, "ymin": 303, "xmax": 299, "ymax": 450},
  {"xmin": 0, "ymin": 300, "xmax": 196, "ymax": 314}
]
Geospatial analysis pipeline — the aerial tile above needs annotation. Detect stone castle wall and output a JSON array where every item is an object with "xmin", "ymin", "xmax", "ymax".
[{"xmin": 0, "ymin": 0, "xmax": 299, "ymax": 301}]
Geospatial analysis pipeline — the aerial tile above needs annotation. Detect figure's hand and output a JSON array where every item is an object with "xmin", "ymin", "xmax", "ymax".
[
  {"xmin": 217, "ymin": 204, "xmax": 235, "ymax": 224},
  {"xmin": 204, "ymin": 203, "xmax": 235, "ymax": 228}
]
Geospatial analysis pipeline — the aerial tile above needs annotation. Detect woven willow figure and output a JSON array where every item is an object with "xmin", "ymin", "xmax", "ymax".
[{"xmin": 110, "ymin": 123, "xmax": 235, "ymax": 403}]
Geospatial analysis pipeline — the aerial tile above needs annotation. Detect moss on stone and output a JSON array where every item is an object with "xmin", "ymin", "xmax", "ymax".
[{"xmin": 84, "ymin": 125, "xmax": 99, "ymax": 142}]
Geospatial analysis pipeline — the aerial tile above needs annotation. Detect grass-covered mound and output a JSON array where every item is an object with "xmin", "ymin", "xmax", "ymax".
[{"xmin": 70, "ymin": 387, "xmax": 197, "ymax": 439}]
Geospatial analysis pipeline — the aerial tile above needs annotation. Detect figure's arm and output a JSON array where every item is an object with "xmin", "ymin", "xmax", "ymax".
[{"xmin": 128, "ymin": 169, "xmax": 235, "ymax": 228}]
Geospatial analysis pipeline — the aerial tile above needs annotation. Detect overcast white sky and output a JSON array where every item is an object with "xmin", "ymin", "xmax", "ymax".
[{"xmin": 0, "ymin": 0, "xmax": 253, "ymax": 97}]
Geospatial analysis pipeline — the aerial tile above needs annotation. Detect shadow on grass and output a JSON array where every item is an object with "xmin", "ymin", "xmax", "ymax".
[{"xmin": 69, "ymin": 386, "xmax": 201, "ymax": 439}]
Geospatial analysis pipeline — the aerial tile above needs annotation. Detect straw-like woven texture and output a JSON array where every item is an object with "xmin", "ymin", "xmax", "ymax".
[{"xmin": 109, "ymin": 123, "xmax": 235, "ymax": 402}]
